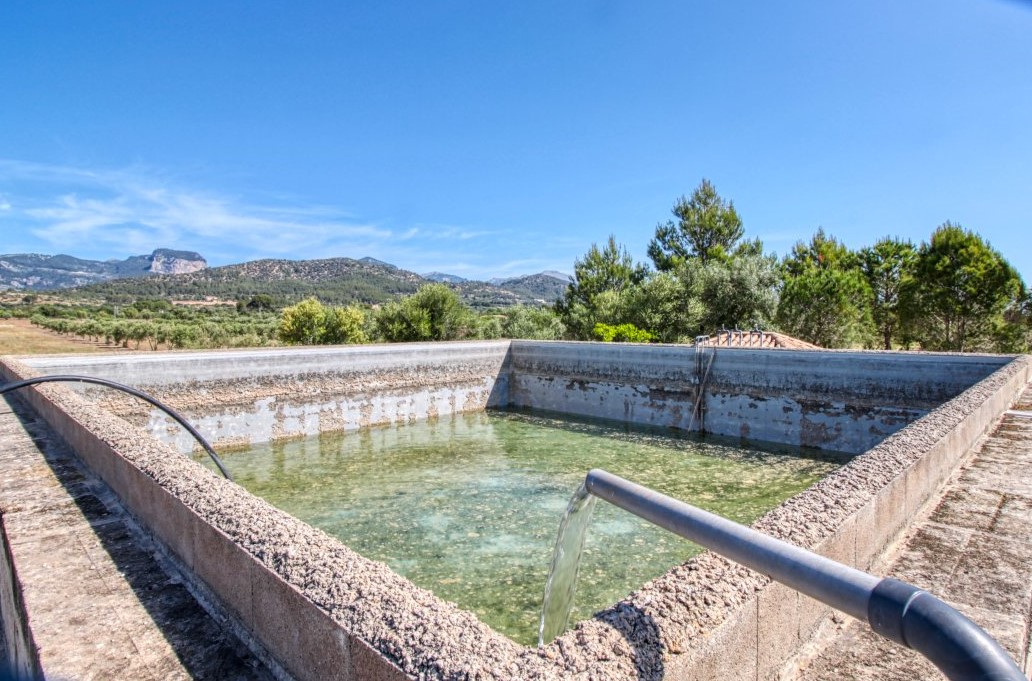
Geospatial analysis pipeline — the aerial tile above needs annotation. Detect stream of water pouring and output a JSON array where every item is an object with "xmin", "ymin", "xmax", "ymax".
[
  {"xmin": 538, "ymin": 343, "xmax": 713, "ymax": 645},
  {"xmin": 538, "ymin": 481, "xmax": 598, "ymax": 646}
]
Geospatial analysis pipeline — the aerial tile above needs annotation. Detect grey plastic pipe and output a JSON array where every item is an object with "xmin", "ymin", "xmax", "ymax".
[
  {"xmin": 584, "ymin": 469, "xmax": 1023, "ymax": 681},
  {"xmin": 0, "ymin": 375, "xmax": 232, "ymax": 480}
]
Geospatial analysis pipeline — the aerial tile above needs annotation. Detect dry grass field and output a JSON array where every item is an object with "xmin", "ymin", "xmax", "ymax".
[{"xmin": 0, "ymin": 318, "xmax": 125, "ymax": 356}]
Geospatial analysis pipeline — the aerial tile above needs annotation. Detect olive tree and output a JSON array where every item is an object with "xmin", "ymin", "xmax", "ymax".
[{"xmin": 375, "ymin": 284, "xmax": 475, "ymax": 342}]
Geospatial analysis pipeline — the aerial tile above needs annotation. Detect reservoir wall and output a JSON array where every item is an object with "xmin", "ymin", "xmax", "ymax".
[
  {"xmin": 22, "ymin": 341, "xmax": 1011, "ymax": 455},
  {"xmin": 3, "ymin": 343, "xmax": 1028, "ymax": 680}
]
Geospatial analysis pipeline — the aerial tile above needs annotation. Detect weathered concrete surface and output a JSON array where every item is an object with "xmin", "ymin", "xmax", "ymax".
[
  {"xmin": 2, "ymin": 347, "xmax": 1030, "ymax": 681},
  {"xmin": 24, "ymin": 342, "xmax": 511, "ymax": 452},
  {"xmin": 23, "ymin": 342, "xmax": 1011, "ymax": 455},
  {"xmin": 790, "ymin": 383, "xmax": 1032, "ymax": 680},
  {"xmin": 0, "ymin": 357, "xmax": 557, "ymax": 681},
  {"xmin": 0, "ymin": 393, "xmax": 272, "ymax": 680},
  {"xmin": 509, "ymin": 342, "xmax": 1010, "ymax": 453},
  {"xmin": 19, "ymin": 342, "xmax": 513, "ymax": 386}
]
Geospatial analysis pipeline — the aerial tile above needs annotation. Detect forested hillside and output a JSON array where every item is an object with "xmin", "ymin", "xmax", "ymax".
[{"xmin": 64, "ymin": 257, "xmax": 560, "ymax": 309}]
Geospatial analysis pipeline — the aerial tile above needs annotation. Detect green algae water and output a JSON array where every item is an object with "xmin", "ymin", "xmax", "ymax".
[{"xmin": 205, "ymin": 410, "xmax": 845, "ymax": 646}]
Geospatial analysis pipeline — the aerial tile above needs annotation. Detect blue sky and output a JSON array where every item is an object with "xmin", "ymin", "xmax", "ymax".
[{"xmin": 2, "ymin": 1, "xmax": 1030, "ymax": 282}]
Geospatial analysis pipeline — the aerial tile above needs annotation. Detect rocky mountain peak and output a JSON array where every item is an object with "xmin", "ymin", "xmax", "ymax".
[
  {"xmin": 0, "ymin": 248, "xmax": 208, "ymax": 291},
  {"xmin": 148, "ymin": 249, "xmax": 207, "ymax": 275}
]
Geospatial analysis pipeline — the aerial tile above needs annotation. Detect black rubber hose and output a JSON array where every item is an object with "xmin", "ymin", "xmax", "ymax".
[{"xmin": 0, "ymin": 375, "xmax": 233, "ymax": 481}]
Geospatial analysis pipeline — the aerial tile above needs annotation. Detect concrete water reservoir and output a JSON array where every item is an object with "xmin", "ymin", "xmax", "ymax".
[
  {"xmin": 1, "ymin": 341, "xmax": 1029, "ymax": 679},
  {"xmin": 203, "ymin": 410, "xmax": 844, "ymax": 646}
]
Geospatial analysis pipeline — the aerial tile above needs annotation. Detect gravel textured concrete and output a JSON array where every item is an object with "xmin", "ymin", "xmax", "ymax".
[
  {"xmin": 65, "ymin": 346, "xmax": 511, "ymax": 453},
  {"xmin": 0, "ymin": 392, "xmax": 272, "ymax": 680},
  {"xmin": 2, "ymin": 349, "xmax": 1029, "ymax": 680},
  {"xmin": 790, "ymin": 382, "xmax": 1032, "ymax": 679}
]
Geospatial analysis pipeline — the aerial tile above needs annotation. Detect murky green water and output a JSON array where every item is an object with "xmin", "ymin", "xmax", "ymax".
[{"xmin": 205, "ymin": 410, "xmax": 846, "ymax": 646}]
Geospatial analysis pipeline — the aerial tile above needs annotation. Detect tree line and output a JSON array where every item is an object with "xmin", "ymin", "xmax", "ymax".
[
  {"xmin": 555, "ymin": 179, "xmax": 1029, "ymax": 352},
  {"xmin": 276, "ymin": 285, "xmax": 564, "ymax": 345},
  {"xmin": 14, "ymin": 287, "xmax": 566, "ymax": 350},
  {"xmin": 11, "ymin": 180, "xmax": 1027, "ymax": 353},
  {"xmin": 24, "ymin": 299, "xmax": 282, "ymax": 350}
]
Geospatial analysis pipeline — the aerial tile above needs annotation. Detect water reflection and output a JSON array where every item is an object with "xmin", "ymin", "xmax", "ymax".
[{"xmin": 205, "ymin": 409, "xmax": 845, "ymax": 645}]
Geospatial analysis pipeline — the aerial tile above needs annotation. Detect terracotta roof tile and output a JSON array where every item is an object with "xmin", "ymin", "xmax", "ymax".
[{"xmin": 700, "ymin": 330, "xmax": 821, "ymax": 350}]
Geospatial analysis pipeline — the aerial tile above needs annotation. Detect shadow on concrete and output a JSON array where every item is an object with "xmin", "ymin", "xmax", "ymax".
[
  {"xmin": 597, "ymin": 602, "xmax": 666, "ymax": 680},
  {"xmin": 3, "ymin": 395, "xmax": 271, "ymax": 681},
  {"xmin": 487, "ymin": 347, "xmax": 513, "ymax": 408}
]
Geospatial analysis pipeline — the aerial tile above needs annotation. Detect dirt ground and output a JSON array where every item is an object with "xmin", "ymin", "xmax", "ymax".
[{"xmin": 0, "ymin": 318, "xmax": 127, "ymax": 356}]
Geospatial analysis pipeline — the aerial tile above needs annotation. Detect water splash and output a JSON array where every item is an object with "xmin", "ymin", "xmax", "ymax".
[{"xmin": 538, "ymin": 481, "xmax": 598, "ymax": 646}]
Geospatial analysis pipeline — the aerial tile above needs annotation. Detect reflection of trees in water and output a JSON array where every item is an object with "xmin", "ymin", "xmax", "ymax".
[{"xmin": 492, "ymin": 406, "xmax": 850, "ymax": 465}]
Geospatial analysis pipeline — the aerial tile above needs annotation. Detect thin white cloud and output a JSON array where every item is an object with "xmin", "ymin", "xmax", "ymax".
[
  {"xmin": 0, "ymin": 158, "xmax": 573, "ymax": 278},
  {"xmin": 0, "ymin": 159, "xmax": 391, "ymax": 262},
  {"xmin": 414, "ymin": 224, "xmax": 495, "ymax": 241}
]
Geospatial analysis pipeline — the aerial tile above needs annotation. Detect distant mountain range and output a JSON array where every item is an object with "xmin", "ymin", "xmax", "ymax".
[
  {"xmin": 423, "ymin": 272, "xmax": 467, "ymax": 284},
  {"xmin": 489, "ymin": 272, "xmax": 571, "ymax": 302},
  {"xmin": 424, "ymin": 270, "xmax": 571, "ymax": 302},
  {"xmin": 0, "ymin": 249, "xmax": 571, "ymax": 308},
  {"xmin": 488, "ymin": 271, "xmax": 572, "ymax": 285},
  {"xmin": 0, "ymin": 249, "xmax": 207, "ymax": 291}
]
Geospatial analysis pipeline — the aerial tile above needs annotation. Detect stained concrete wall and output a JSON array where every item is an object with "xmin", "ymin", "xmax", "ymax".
[
  {"xmin": 508, "ymin": 341, "xmax": 1010, "ymax": 453},
  {"xmin": 24, "ymin": 342, "xmax": 511, "ymax": 452},
  {"xmin": 0, "ymin": 516, "xmax": 41, "ymax": 680},
  {"xmin": 4, "ymin": 345, "xmax": 1030, "ymax": 681},
  {"xmin": 24, "ymin": 341, "xmax": 1010, "ymax": 455}
]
